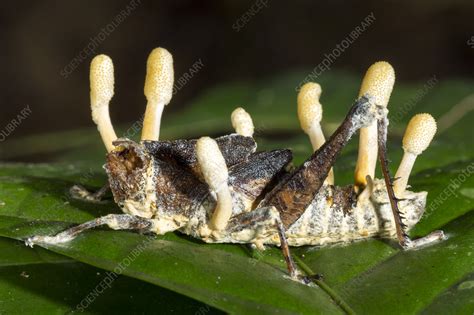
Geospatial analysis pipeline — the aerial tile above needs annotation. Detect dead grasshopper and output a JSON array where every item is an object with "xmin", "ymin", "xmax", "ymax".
[{"xmin": 26, "ymin": 48, "xmax": 446, "ymax": 281}]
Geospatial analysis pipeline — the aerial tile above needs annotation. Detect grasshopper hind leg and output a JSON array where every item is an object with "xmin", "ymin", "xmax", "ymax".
[
  {"xmin": 377, "ymin": 117, "xmax": 446, "ymax": 249},
  {"xmin": 25, "ymin": 214, "xmax": 154, "ymax": 247},
  {"xmin": 226, "ymin": 207, "xmax": 318, "ymax": 282}
]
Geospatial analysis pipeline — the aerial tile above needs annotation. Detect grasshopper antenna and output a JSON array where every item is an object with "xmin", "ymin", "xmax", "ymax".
[
  {"xmin": 142, "ymin": 47, "xmax": 174, "ymax": 141},
  {"xmin": 90, "ymin": 55, "xmax": 117, "ymax": 152},
  {"xmin": 354, "ymin": 62, "xmax": 395, "ymax": 189},
  {"xmin": 196, "ymin": 137, "xmax": 233, "ymax": 231},
  {"xmin": 297, "ymin": 82, "xmax": 334, "ymax": 185}
]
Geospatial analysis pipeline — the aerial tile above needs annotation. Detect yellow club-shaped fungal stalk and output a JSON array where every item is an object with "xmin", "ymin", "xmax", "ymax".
[
  {"xmin": 196, "ymin": 137, "xmax": 233, "ymax": 231},
  {"xmin": 90, "ymin": 54, "xmax": 117, "ymax": 152},
  {"xmin": 141, "ymin": 48, "xmax": 174, "ymax": 141},
  {"xmin": 297, "ymin": 82, "xmax": 334, "ymax": 185},
  {"xmin": 394, "ymin": 114, "xmax": 437, "ymax": 195},
  {"xmin": 231, "ymin": 107, "xmax": 254, "ymax": 137},
  {"xmin": 354, "ymin": 61, "xmax": 395, "ymax": 187}
]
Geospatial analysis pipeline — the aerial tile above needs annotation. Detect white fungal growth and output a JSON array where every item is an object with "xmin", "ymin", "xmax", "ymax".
[
  {"xmin": 90, "ymin": 54, "xmax": 117, "ymax": 152},
  {"xmin": 231, "ymin": 107, "xmax": 254, "ymax": 137},
  {"xmin": 90, "ymin": 55, "xmax": 114, "ymax": 106},
  {"xmin": 196, "ymin": 137, "xmax": 233, "ymax": 230},
  {"xmin": 394, "ymin": 114, "xmax": 437, "ymax": 195},
  {"xmin": 142, "ymin": 47, "xmax": 174, "ymax": 141},
  {"xmin": 355, "ymin": 61, "xmax": 395, "ymax": 187},
  {"xmin": 358, "ymin": 61, "xmax": 395, "ymax": 107},
  {"xmin": 402, "ymin": 113, "xmax": 437, "ymax": 155},
  {"xmin": 144, "ymin": 47, "xmax": 174, "ymax": 105},
  {"xmin": 297, "ymin": 82, "xmax": 334, "ymax": 185},
  {"xmin": 297, "ymin": 82, "xmax": 323, "ymax": 132},
  {"xmin": 196, "ymin": 137, "xmax": 229, "ymax": 191}
]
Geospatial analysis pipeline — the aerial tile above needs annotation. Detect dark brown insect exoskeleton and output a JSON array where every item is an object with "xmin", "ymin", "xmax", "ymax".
[{"xmin": 26, "ymin": 48, "xmax": 446, "ymax": 282}]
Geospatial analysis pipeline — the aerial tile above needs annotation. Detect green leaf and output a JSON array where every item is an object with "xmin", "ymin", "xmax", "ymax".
[
  {"xmin": 0, "ymin": 236, "xmax": 222, "ymax": 314},
  {"xmin": 0, "ymin": 215, "xmax": 343, "ymax": 315},
  {"xmin": 0, "ymin": 72, "xmax": 473, "ymax": 314}
]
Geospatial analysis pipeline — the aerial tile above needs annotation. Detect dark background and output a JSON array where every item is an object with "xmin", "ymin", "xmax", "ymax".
[{"xmin": 1, "ymin": 0, "xmax": 473, "ymax": 140}]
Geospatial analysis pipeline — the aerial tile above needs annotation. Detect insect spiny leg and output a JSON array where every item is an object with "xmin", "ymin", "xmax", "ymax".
[
  {"xmin": 378, "ymin": 117, "xmax": 446, "ymax": 249},
  {"xmin": 377, "ymin": 117, "xmax": 411, "ymax": 248},
  {"xmin": 276, "ymin": 221, "xmax": 298, "ymax": 279}
]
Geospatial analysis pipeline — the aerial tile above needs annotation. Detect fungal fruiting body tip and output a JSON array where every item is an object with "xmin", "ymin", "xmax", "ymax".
[
  {"xmin": 354, "ymin": 61, "xmax": 395, "ymax": 187},
  {"xmin": 231, "ymin": 107, "xmax": 254, "ymax": 137},
  {"xmin": 142, "ymin": 47, "xmax": 174, "ymax": 141},
  {"xmin": 297, "ymin": 82, "xmax": 334, "ymax": 185},
  {"xmin": 394, "ymin": 113, "xmax": 437, "ymax": 195},
  {"xmin": 90, "ymin": 54, "xmax": 117, "ymax": 152},
  {"xmin": 297, "ymin": 82, "xmax": 323, "ymax": 133}
]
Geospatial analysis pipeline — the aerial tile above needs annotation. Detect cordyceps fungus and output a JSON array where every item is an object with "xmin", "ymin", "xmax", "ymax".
[
  {"xmin": 26, "ymin": 47, "xmax": 447, "ymax": 282},
  {"xmin": 394, "ymin": 113, "xmax": 437, "ymax": 196},
  {"xmin": 142, "ymin": 47, "xmax": 174, "ymax": 141},
  {"xmin": 354, "ymin": 61, "xmax": 395, "ymax": 188},
  {"xmin": 297, "ymin": 82, "xmax": 334, "ymax": 185},
  {"xmin": 196, "ymin": 136, "xmax": 233, "ymax": 231},
  {"xmin": 90, "ymin": 54, "xmax": 117, "ymax": 152}
]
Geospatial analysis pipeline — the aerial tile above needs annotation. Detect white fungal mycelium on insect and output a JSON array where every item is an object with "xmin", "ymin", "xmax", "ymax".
[{"xmin": 161, "ymin": 179, "xmax": 426, "ymax": 247}]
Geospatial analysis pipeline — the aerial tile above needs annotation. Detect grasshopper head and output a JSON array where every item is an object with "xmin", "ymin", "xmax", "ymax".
[{"xmin": 105, "ymin": 138, "xmax": 156, "ymax": 218}]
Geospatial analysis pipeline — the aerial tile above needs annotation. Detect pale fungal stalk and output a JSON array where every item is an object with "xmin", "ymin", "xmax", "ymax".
[
  {"xmin": 90, "ymin": 55, "xmax": 117, "ymax": 152},
  {"xmin": 394, "ymin": 114, "xmax": 437, "ymax": 195},
  {"xmin": 297, "ymin": 82, "xmax": 334, "ymax": 185},
  {"xmin": 354, "ymin": 61, "xmax": 395, "ymax": 187},
  {"xmin": 141, "ymin": 48, "xmax": 174, "ymax": 141},
  {"xmin": 196, "ymin": 137, "xmax": 233, "ymax": 231},
  {"xmin": 231, "ymin": 107, "xmax": 254, "ymax": 137}
]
